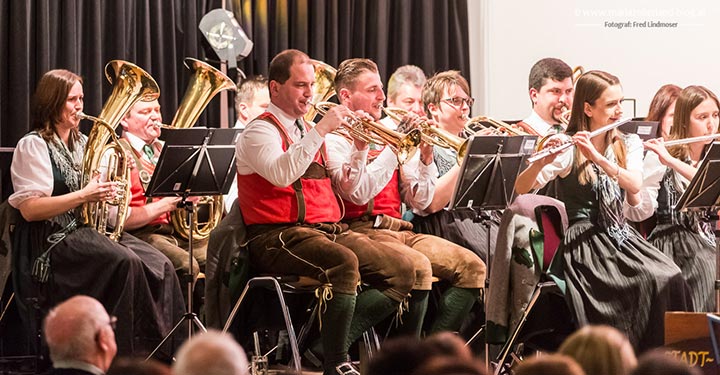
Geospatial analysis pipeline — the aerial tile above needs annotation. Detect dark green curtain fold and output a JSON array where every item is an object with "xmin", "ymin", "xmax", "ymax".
[{"xmin": 0, "ymin": 0, "xmax": 469, "ymax": 148}]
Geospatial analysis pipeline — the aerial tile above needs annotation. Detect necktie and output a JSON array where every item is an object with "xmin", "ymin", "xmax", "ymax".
[
  {"xmin": 143, "ymin": 144, "xmax": 156, "ymax": 165},
  {"xmin": 551, "ymin": 124, "xmax": 565, "ymax": 134},
  {"xmin": 295, "ymin": 119, "xmax": 306, "ymax": 139}
]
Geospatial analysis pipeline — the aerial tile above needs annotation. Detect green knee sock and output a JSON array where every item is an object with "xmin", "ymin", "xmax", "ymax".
[
  {"xmin": 430, "ymin": 287, "xmax": 479, "ymax": 333},
  {"xmin": 345, "ymin": 289, "xmax": 399, "ymax": 349},
  {"xmin": 321, "ymin": 293, "xmax": 356, "ymax": 374},
  {"xmin": 395, "ymin": 290, "xmax": 429, "ymax": 337}
]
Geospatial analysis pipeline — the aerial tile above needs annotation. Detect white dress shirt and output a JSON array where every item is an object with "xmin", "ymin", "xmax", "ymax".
[
  {"xmin": 523, "ymin": 110, "xmax": 554, "ymax": 136},
  {"xmin": 325, "ymin": 133, "xmax": 437, "ymax": 211},
  {"xmin": 236, "ymin": 103, "xmax": 325, "ymax": 187},
  {"xmin": 9, "ymin": 135, "xmax": 56, "ymax": 208}
]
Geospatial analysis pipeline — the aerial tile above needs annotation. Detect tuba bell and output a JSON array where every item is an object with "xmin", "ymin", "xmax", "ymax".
[
  {"xmin": 169, "ymin": 58, "xmax": 237, "ymax": 241},
  {"xmin": 304, "ymin": 60, "xmax": 337, "ymax": 123},
  {"xmin": 81, "ymin": 60, "xmax": 161, "ymax": 241}
]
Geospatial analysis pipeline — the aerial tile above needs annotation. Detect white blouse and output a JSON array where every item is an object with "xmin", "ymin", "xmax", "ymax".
[
  {"xmin": 9, "ymin": 134, "xmax": 57, "ymax": 209},
  {"xmin": 623, "ymin": 151, "xmax": 688, "ymax": 222}
]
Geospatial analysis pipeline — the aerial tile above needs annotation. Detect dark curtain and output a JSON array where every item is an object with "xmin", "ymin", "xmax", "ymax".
[{"xmin": 0, "ymin": 0, "xmax": 469, "ymax": 148}]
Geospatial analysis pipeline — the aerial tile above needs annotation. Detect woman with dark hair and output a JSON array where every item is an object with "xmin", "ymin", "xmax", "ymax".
[
  {"xmin": 625, "ymin": 85, "xmax": 719, "ymax": 312},
  {"xmin": 515, "ymin": 70, "xmax": 689, "ymax": 351},
  {"xmin": 646, "ymin": 84, "xmax": 682, "ymax": 139},
  {"xmin": 10, "ymin": 69, "xmax": 184, "ymax": 357}
]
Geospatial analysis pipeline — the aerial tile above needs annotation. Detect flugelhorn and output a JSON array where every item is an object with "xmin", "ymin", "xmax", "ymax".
[
  {"xmin": 526, "ymin": 117, "xmax": 633, "ymax": 164},
  {"xmin": 383, "ymin": 107, "xmax": 468, "ymax": 163},
  {"xmin": 169, "ymin": 58, "xmax": 237, "ymax": 241},
  {"xmin": 314, "ymin": 102, "xmax": 421, "ymax": 164},
  {"xmin": 464, "ymin": 116, "xmax": 530, "ymax": 137},
  {"xmin": 80, "ymin": 60, "xmax": 160, "ymax": 241}
]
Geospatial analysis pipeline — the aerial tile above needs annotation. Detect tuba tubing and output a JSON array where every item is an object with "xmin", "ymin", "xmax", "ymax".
[{"xmin": 80, "ymin": 60, "xmax": 160, "ymax": 241}]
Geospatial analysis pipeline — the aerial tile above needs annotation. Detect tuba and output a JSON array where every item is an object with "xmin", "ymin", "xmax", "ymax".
[
  {"xmin": 304, "ymin": 60, "xmax": 337, "ymax": 123},
  {"xmin": 81, "ymin": 60, "xmax": 161, "ymax": 241},
  {"xmin": 315, "ymin": 102, "xmax": 421, "ymax": 164},
  {"xmin": 169, "ymin": 58, "xmax": 237, "ymax": 241},
  {"xmin": 383, "ymin": 107, "xmax": 468, "ymax": 164}
]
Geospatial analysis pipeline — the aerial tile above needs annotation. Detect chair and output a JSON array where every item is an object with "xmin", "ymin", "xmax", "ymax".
[{"xmin": 485, "ymin": 194, "xmax": 575, "ymax": 375}]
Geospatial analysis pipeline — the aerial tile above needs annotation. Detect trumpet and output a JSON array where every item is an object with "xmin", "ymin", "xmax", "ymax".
[
  {"xmin": 383, "ymin": 107, "xmax": 468, "ymax": 163},
  {"xmin": 314, "ymin": 102, "xmax": 421, "ymax": 164},
  {"xmin": 463, "ymin": 116, "xmax": 531, "ymax": 137},
  {"xmin": 526, "ymin": 117, "xmax": 632, "ymax": 164}
]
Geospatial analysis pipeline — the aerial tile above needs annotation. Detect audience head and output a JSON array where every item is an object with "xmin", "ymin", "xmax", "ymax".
[
  {"xmin": 386, "ymin": 65, "xmax": 427, "ymax": 116},
  {"xmin": 120, "ymin": 99, "xmax": 162, "ymax": 143},
  {"xmin": 528, "ymin": 58, "xmax": 574, "ymax": 125},
  {"xmin": 335, "ymin": 58, "xmax": 385, "ymax": 120},
  {"xmin": 31, "ymin": 69, "xmax": 84, "ymax": 148},
  {"xmin": 107, "ymin": 357, "xmax": 172, "ymax": 375},
  {"xmin": 267, "ymin": 49, "xmax": 313, "ymax": 118},
  {"xmin": 630, "ymin": 349, "xmax": 700, "ymax": 375},
  {"xmin": 172, "ymin": 329, "xmax": 249, "ymax": 375},
  {"xmin": 422, "ymin": 70, "xmax": 472, "ymax": 135},
  {"xmin": 559, "ymin": 325, "xmax": 637, "ymax": 375},
  {"xmin": 368, "ymin": 333, "xmax": 476, "ymax": 375},
  {"xmin": 646, "ymin": 84, "xmax": 681, "ymax": 139},
  {"xmin": 513, "ymin": 354, "xmax": 586, "ymax": 375},
  {"xmin": 44, "ymin": 295, "xmax": 117, "ymax": 372},
  {"xmin": 235, "ymin": 75, "xmax": 270, "ymax": 126},
  {"xmin": 411, "ymin": 356, "xmax": 487, "ymax": 375}
]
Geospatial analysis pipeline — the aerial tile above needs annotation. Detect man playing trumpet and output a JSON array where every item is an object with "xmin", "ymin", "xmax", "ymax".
[{"xmin": 326, "ymin": 58, "xmax": 486, "ymax": 336}]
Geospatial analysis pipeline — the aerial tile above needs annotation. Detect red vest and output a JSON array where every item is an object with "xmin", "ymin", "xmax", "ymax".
[
  {"xmin": 121, "ymin": 139, "xmax": 169, "ymax": 225},
  {"xmin": 236, "ymin": 113, "xmax": 341, "ymax": 225},
  {"xmin": 342, "ymin": 148, "xmax": 402, "ymax": 219}
]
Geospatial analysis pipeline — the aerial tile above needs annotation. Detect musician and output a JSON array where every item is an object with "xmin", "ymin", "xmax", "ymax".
[
  {"xmin": 379, "ymin": 65, "xmax": 427, "ymax": 130},
  {"xmin": 225, "ymin": 75, "xmax": 271, "ymax": 213},
  {"xmin": 235, "ymin": 49, "xmax": 415, "ymax": 375},
  {"xmin": 327, "ymin": 58, "xmax": 486, "ymax": 336},
  {"xmin": 515, "ymin": 70, "xmax": 690, "ymax": 351},
  {"xmin": 118, "ymin": 99, "xmax": 208, "ymax": 280},
  {"xmin": 408, "ymin": 70, "xmax": 497, "ymax": 263},
  {"xmin": 233, "ymin": 75, "xmax": 270, "ymax": 129},
  {"xmin": 625, "ymin": 85, "xmax": 718, "ymax": 312},
  {"xmin": 516, "ymin": 58, "xmax": 574, "ymax": 136},
  {"xmin": 10, "ymin": 69, "xmax": 184, "ymax": 356},
  {"xmin": 646, "ymin": 84, "xmax": 681, "ymax": 139}
]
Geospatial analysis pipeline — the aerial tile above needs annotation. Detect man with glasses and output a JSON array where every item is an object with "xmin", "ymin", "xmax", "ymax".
[
  {"xmin": 516, "ymin": 57, "xmax": 574, "ymax": 136},
  {"xmin": 327, "ymin": 59, "xmax": 486, "ymax": 337},
  {"xmin": 44, "ymin": 295, "xmax": 117, "ymax": 375}
]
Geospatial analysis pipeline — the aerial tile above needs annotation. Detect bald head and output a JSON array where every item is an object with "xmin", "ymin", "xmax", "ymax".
[
  {"xmin": 44, "ymin": 295, "xmax": 116, "ymax": 368},
  {"xmin": 173, "ymin": 330, "xmax": 248, "ymax": 375}
]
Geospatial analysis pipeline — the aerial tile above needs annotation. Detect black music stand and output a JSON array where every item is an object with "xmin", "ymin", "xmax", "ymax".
[
  {"xmin": 144, "ymin": 127, "xmax": 241, "ymax": 359},
  {"xmin": 676, "ymin": 141, "xmax": 720, "ymax": 311},
  {"xmin": 452, "ymin": 135, "xmax": 538, "ymax": 358}
]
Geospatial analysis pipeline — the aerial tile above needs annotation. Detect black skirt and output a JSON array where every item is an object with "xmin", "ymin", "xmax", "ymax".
[
  {"xmin": 649, "ymin": 223, "xmax": 716, "ymax": 312},
  {"xmin": 559, "ymin": 219, "xmax": 691, "ymax": 352},
  {"xmin": 12, "ymin": 220, "xmax": 185, "ymax": 357}
]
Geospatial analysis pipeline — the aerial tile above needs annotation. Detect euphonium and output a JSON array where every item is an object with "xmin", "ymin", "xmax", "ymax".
[
  {"xmin": 383, "ymin": 107, "xmax": 468, "ymax": 163},
  {"xmin": 80, "ymin": 60, "xmax": 160, "ymax": 241},
  {"xmin": 304, "ymin": 60, "xmax": 337, "ymax": 123},
  {"xmin": 314, "ymin": 102, "xmax": 421, "ymax": 164},
  {"xmin": 169, "ymin": 58, "xmax": 237, "ymax": 241}
]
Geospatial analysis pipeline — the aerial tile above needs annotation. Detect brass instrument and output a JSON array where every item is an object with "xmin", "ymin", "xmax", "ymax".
[
  {"xmin": 383, "ymin": 107, "xmax": 468, "ymax": 163},
  {"xmin": 304, "ymin": 60, "xmax": 337, "ymax": 123},
  {"xmin": 169, "ymin": 58, "xmax": 237, "ymax": 241},
  {"xmin": 464, "ymin": 115, "xmax": 530, "ymax": 137},
  {"xmin": 526, "ymin": 117, "xmax": 632, "ymax": 164},
  {"xmin": 314, "ymin": 102, "xmax": 421, "ymax": 164},
  {"xmin": 572, "ymin": 65, "xmax": 585, "ymax": 83},
  {"xmin": 80, "ymin": 60, "xmax": 160, "ymax": 241}
]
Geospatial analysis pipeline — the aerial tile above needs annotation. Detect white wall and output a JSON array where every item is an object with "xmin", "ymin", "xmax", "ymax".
[{"xmin": 469, "ymin": 0, "xmax": 720, "ymax": 121}]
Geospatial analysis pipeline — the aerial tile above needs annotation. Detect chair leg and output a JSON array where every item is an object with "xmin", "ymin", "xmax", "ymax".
[
  {"xmin": 493, "ymin": 282, "xmax": 555, "ymax": 375},
  {"xmin": 222, "ymin": 277, "xmax": 303, "ymax": 373}
]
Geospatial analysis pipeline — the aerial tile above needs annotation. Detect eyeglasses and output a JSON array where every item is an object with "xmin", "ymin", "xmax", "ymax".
[{"xmin": 441, "ymin": 97, "xmax": 474, "ymax": 108}]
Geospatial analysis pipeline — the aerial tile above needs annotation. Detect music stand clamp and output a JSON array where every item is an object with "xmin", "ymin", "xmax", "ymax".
[
  {"xmin": 676, "ymin": 141, "xmax": 720, "ymax": 312},
  {"xmin": 144, "ymin": 127, "xmax": 241, "ymax": 359}
]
